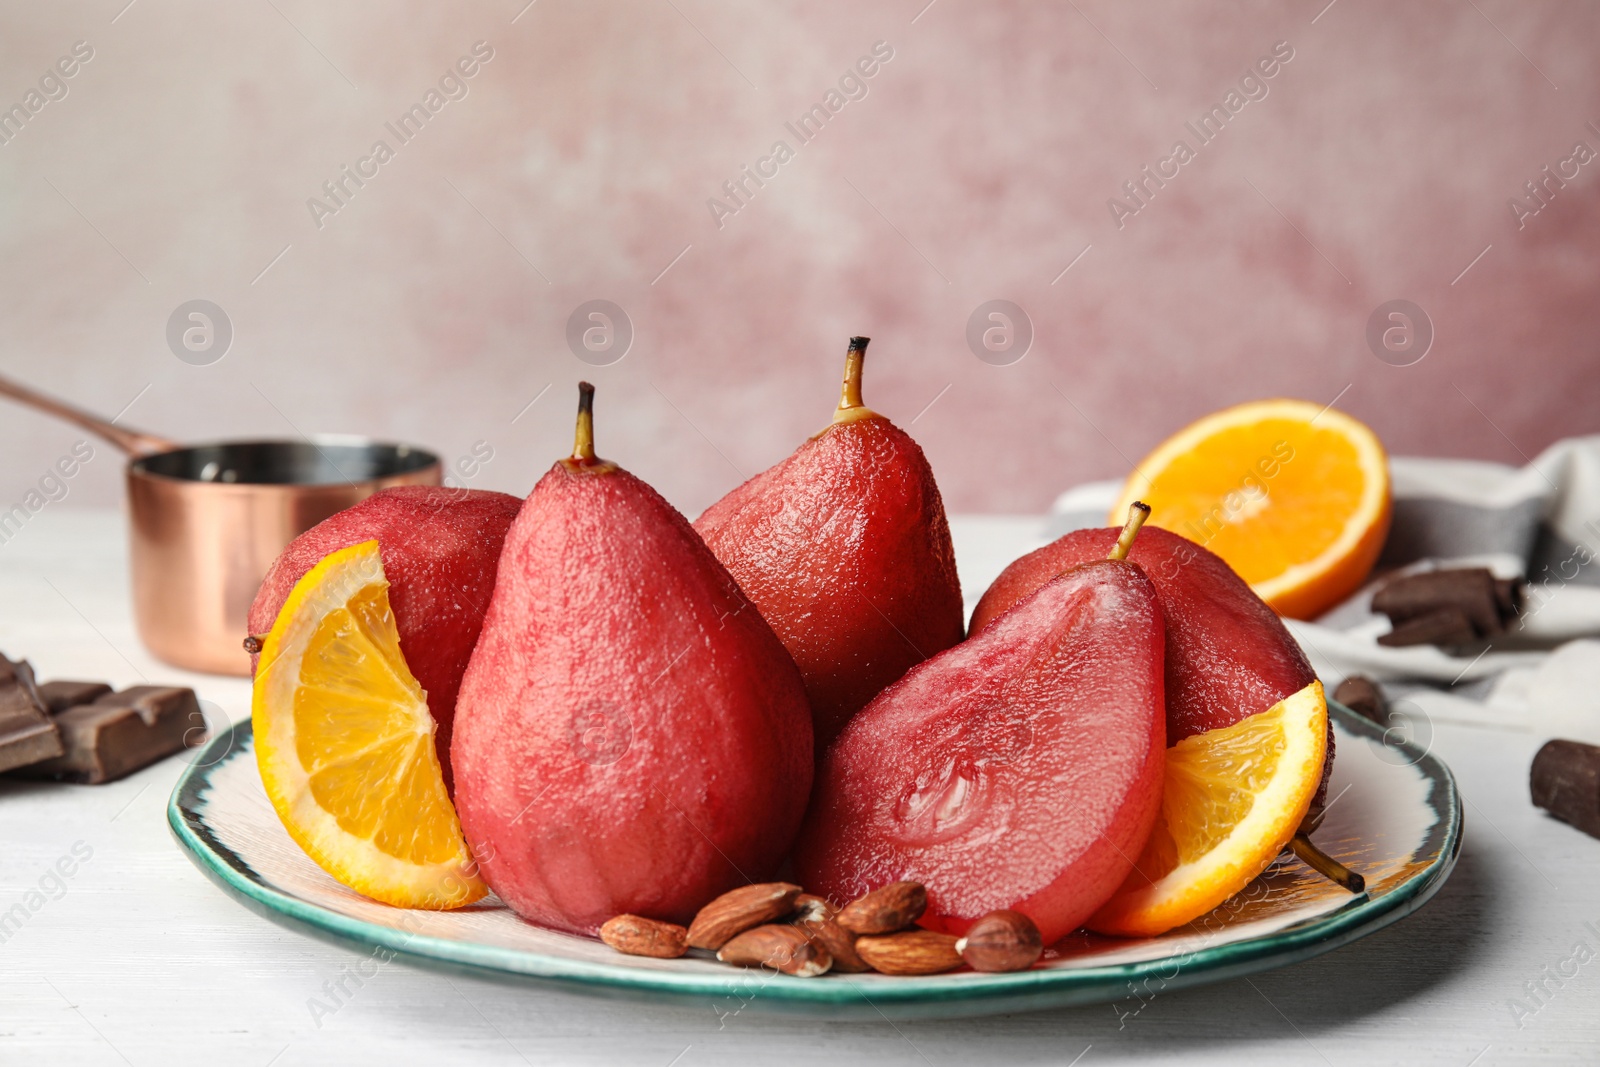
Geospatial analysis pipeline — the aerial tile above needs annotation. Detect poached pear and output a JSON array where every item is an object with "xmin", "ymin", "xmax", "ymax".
[
  {"xmin": 451, "ymin": 384, "xmax": 815, "ymax": 935},
  {"xmin": 970, "ymin": 523, "xmax": 1361, "ymax": 891},
  {"xmin": 695, "ymin": 337, "xmax": 964, "ymax": 747},
  {"xmin": 795, "ymin": 505, "xmax": 1166, "ymax": 944},
  {"xmin": 247, "ymin": 485, "xmax": 522, "ymax": 792}
]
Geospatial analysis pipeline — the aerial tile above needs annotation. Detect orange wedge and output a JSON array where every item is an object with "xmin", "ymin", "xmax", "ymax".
[
  {"xmin": 252, "ymin": 540, "xmax": 485, "ymax": 909},
  {"xmin": 1110, "ymin": 399, "xmax": 1390, "ymax": 619},
  {"xmin": 1088, "ymin": 681, "xmax": 1327, "ymax": 938}
]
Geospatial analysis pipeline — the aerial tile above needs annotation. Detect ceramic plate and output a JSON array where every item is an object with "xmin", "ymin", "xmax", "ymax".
[{"xmin": 169, "ymin": 700, "xmax": 1459, "ymax": 1019}]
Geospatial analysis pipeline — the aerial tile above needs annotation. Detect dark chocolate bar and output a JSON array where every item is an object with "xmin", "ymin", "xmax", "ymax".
[
  {"xmin": 0, "ymin": 654, "xmax": 64, "ymax": 773},
  {"xmin": 17, "ymin": 685, "xmax": 204, "ymax": 784},
  {"xmin": 35, "ymin": 680, "xmax": 112, "ymax": 714},
  {"xmin": 1376, "ymin": 607, "xmax": 1478, "ymax": 648},
  {"xmin": 1372, "ymin": 567, "xmax": 1525, "ymax": 649},
  {"xmin": 1373, "ymin": 568, "xmax": 1504, "ymax": 634},
  {"xmin": 1494, "ymin": 577, "xmax": 1523, "ymax": 618},
  {"xmin": 1333, "ymin": 674, "xmax": 1389, "ymax": 725},
  {"xmin": 1531, "ymin": 739, "xmax": 1600, "ymax": 840}
]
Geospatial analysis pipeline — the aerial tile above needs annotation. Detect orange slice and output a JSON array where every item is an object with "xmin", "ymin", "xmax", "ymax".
[
  {"xmin": 252, "ymin": 540, "xmax": 485, "ymax": 909},
  {"xmin": 1110, "ymin": 399, "xmax": 1390, "ymax": 619},
  {"xmin": 1088, "ymin": 681, "xmax": 1327, "ymax": 938}
]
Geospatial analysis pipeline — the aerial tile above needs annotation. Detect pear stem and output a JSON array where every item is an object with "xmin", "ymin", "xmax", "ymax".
[
  {"xmin": 572, "ymin": 381, "xmax": 597, "ymax": 462},
  {"xmin": 1107, "ymin": 501, "xmax": 1152, "ymax": 561},
  {"xmin": 833, "ymin": 336, "xmax": 870, "ymax": 421},
  {"xmin": 1291, "ymin": 833, "xmax": 1366, "ymax": 894}
]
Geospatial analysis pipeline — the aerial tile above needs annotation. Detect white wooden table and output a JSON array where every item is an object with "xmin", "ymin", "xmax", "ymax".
[{"xmin": 1, "ymin": 509, "xmax": 1596, "ymax": 1065}]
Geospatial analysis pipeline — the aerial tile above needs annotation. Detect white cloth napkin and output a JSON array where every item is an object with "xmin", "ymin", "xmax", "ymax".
[{"xmin": 1047, "ymin": 436, "xmax": 1600, "ymax": 745}]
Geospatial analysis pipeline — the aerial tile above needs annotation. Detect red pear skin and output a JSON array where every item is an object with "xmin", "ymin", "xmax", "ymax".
[
  {"xmin": 969, "ymin": 525, "xmax": 1331, "ymax": 808},
  {"xmin": 451, "ymin": 412, "xmax": 814, "ymax": 936},
  {"xmin": 695, "ymin": 341, "xmax": 963, "ymax": 748},
  {"xmin": 796, "ymin": 559, "xmax": 1166, "ymax": 946},
  {"xmin": 971, "ymin": 525, "xmax": 1315, "ymax": 741},
  {"xmin": 247, "ymin": 485, "xmax": 521, "ymax": 792}
]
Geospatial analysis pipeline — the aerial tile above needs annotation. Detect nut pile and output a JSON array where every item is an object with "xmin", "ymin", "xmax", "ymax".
[{"xmin": 599, "ymin": 881, "xmax": 1043, "ymax": 978}]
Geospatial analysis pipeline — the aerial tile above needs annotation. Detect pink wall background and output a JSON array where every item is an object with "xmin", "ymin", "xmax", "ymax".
[{"xmin": 1, "ymin": 0, "xmax": 1597, "ymax": 519}]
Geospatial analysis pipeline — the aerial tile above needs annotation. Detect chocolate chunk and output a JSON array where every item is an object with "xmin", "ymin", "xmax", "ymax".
[
  {"xmin": 0, "ymin": 654, "xmax": 64, "ymax": 773},
  {"xmin": 1494, "ymin": 577, "xmax": 1524, "ymax": 619},
  {"xmin": 35, "ymin": 680, "xmax": 113, "ymax": 714},
  {"xmin": 1376, "ymin": 607, "xmax": 1478, "ymax": 648},
  {"xmin": 17, "ymin": 685, "xmax": 204, "ymax": 784},
  {"xmin": 1531, "ymin": 739, "xmax": 1600, "ymax": 840},
  {"xmin": 1373, "ymin": 568, "xmax": 1504, "ymax": 637},
  {"xmin": 1333, "ymin": 674, "xmax": 1389, "ymax": 725}
]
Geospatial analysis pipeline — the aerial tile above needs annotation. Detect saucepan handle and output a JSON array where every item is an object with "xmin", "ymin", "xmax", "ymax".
[{"xmin": 0, "ymin": 372, "xmax": 179, "ymax": 458}]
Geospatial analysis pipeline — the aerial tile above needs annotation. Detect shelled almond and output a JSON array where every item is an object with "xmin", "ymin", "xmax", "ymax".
[
  {"xmin": 954, "ymin": 910, "xmax": 1043, "ymax": 972},
  {"xmin": 836, "ymin": 880, "xmax": 926, "ymax": 935},
  {"xmin": 718, "ymin": 924, "xmax": 832, "ymax": 977},
  {"xmin": 599, "ymin": 914, "xmax": 688, "ymax": 959},
  {"xmin": 685, "ymin": 882, "xmax": 803, "ymax": 950},
  {"xmin": 799, "ymin": 915, "xmax": 871, "ymax": 973},
  {"xmin": 854, "ymin": 929, "xmax": 963, "ymax": 976}
]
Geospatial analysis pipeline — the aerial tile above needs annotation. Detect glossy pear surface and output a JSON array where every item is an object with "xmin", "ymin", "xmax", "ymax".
[
  {"xmin": 796, "ymin": 559, "xmax": 1166, "ymax": 945},
  {"xmin": 451, "ymin": 462, "xmax": 814, "ymax": 935},
  {"xmin": 970, "ymin": 525, "xmax": 1331, "ymax": 814},
  {"xmin": 695, "ymin": 415, "xmax": 963, "ymax": 747}
]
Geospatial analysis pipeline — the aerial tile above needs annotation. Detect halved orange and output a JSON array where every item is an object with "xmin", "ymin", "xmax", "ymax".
[
  {"xmin": 1088, "ymin": 681, "xmax": 1327, "ymax": 938},
  {"xmin": 252, "ymin": 540, "xmax": 485, "ymax": 909},
  {"xmin": 1110, "ymin": 399, "xmax": 1390, "ymax": 619}
]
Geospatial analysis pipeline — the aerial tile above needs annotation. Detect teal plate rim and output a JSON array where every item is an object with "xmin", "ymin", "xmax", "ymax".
[{"xmin": 168, "ymin": 700, "xmax": 1462, "ymax": 1019}]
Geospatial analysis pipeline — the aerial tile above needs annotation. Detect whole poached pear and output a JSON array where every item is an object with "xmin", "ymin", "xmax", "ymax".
[
  {"xmin": 695, "ymin": 337, "xmax": 964, "ymax": 748},
  {"xmin": 796, "ymin": 506, "xmax": 1167, "ymax": 944},
  {"xmin": 451, "ymin": 384, "xmax": 814, "ymax": 935},
  {"xmin": 247, "ymin": 485, "xmax": 521, "ymax": 793}
]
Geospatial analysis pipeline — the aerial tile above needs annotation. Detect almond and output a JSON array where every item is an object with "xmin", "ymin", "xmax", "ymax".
[
  {"xmin": 718, "ymin": 924, "xmax": 832, "ymax": 977},
  {"xmin": 954, "ymin": 910, "xmax": 1042, "ymax": 973},
  {"xmin": 792, "ymin": 892, "xmax": 838, "ymax": 923},
  {"xmin": 686, "ymin": 882, "xmax": 803, "ymax": 950},
  {"xmin": 853, "ymin": 929, "xmax": 962, "ymax": 976},
  {"xmin": 800, "ymin": 917, "xmax": 870, "ymax": 973},
  {"xmin": 599, "ymin": 914, "xmax": 688, "ymax": 959},
  {"xmin": 836, "ymin": 881, "xmax": 927, "ymax": 935}
]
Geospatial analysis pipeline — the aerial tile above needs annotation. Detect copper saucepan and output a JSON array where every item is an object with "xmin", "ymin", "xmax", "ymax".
[{"xmin": 0, "ymin": 374, "xmax": 441, "ymax": 676}]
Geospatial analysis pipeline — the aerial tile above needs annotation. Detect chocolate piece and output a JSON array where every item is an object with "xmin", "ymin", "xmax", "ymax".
[
  {"xmin": 1333, "ymin": 674, "xmax": 1389, "ymax": 725},
  {"xmin": 1376, "ymin": 607, "xmax": 1478, "ymax": 648},
  {"xmin": 1373, "ymin": 568, "xmax": 1504, "ymax": 637},
  {"xmin": 1531, "ymin": 739, "xmax": 1600, "ymax": 840},
  {"xmin": 0, "ymin": 654, "xmax": 64, "ymax": 773},
  {"xmin": 1494, "ymin": 577, "xmax": 1523, "ymax": 619},
  {"xmin": 18, "ymin": 685, "xmax": 204, "ymax": 784},
  {"xmin": 35, "ymin": 680, "xmax": 113, "ymax": 714}
]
